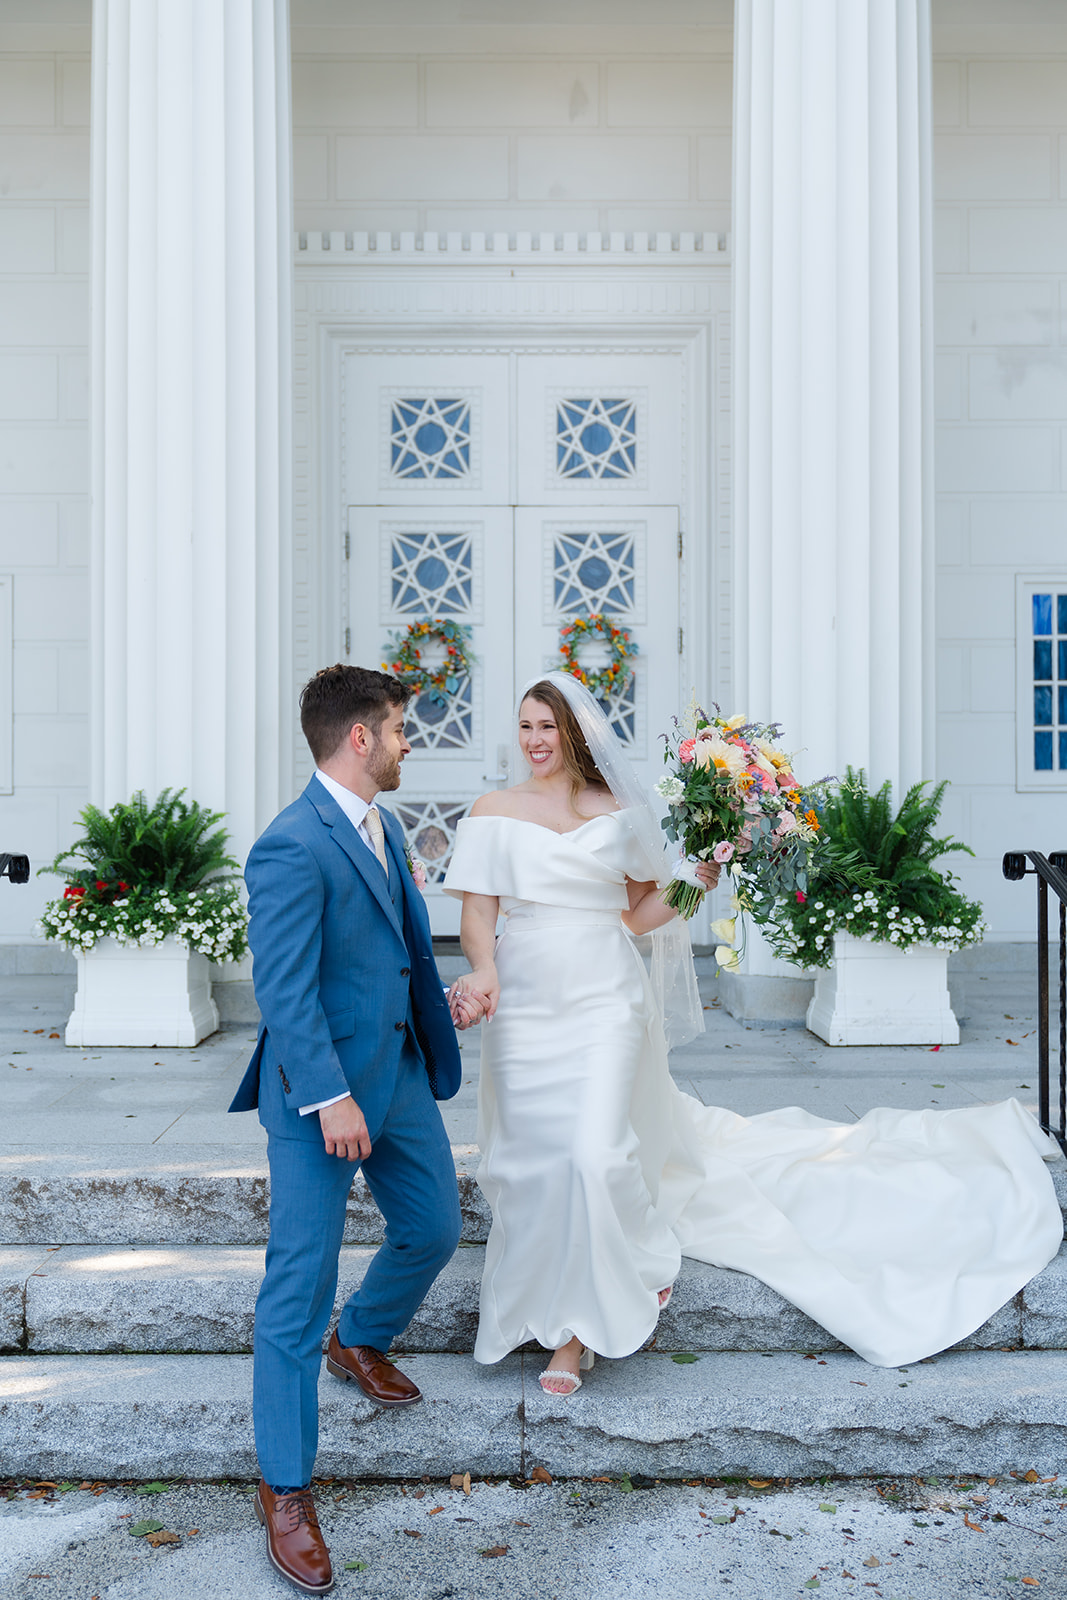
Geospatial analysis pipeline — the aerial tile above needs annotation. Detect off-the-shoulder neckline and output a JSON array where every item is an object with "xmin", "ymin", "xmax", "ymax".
[{"xmin": 462, "ymin": 810, "xmax": 624, "ymax": 839}]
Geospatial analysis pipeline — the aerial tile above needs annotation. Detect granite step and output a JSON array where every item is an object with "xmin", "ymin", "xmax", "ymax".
[
  {"xmin": 2, "ymin": 1240, "xmax": 1066, "ymax": 1358},
  {"xmin": 1, "ymin": 1348, "xmax": 1065, "ymax": 1480},
  {"xmin": 3, "ymin": 1145, "xmax": 1065, "ymax": 1248}
]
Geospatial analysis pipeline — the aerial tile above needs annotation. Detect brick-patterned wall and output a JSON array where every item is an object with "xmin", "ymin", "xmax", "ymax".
[
  {"xmin": 934, "ymin": 19, "xmax": 1067, "ymax": 936},
  {"xmin": 0, "ymin": 13, "xmax": 91, "ymax": 946},
  {"xmin": 289, "ymin": 19, "xmax": 733, "ymax": 241}
]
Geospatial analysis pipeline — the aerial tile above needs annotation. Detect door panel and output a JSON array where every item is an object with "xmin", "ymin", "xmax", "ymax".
[
  {"xmin": 514, "ymin": 352, "xmax": 682, "ymax": 506},
  {"xmin": 342, "ymin": 351, "xmax": 511, "ymax": 507},
  {"xmin": 513, "ymin": 506, "xmax": 679, "ymax": 796},
  {"xmin": 347, "ymin": 505, "xmax": 514, "ymax": 933}
]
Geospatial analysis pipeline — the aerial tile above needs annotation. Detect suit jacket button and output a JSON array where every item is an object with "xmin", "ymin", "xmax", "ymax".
[
  {"xmin": 395, "ymin": 1021, "xmax": 405, "ymax": 1031},
  {"xmin": 400, "ymin": 966, "xmax": 410, "ymax": 977}
]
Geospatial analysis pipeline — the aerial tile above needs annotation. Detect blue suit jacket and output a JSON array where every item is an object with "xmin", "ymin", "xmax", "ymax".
[{"xmin": 228, "ymin": 779, "xmax": 461, "ymax": 1141}]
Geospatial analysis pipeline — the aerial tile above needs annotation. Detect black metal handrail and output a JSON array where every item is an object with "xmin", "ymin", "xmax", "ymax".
[{"xmin": 1002, "ymin": 850, "xmax": 1067, "ymax": 1154}]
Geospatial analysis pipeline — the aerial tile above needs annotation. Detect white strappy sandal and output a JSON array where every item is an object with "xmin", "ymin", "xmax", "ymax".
[
  {"xmin": 658, "ymin": 1285, "xmax": 674, "ymax": 1309},
  {"xmin": 539, "ymin": 1345, "xmax": 595, "ymax": 1396}
]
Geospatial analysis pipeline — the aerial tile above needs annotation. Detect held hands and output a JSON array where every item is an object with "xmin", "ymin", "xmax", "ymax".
[
  {"xmin": 319, "ymin": 1095, "xmax": 372, "ymax": 1162},
  {"xmin": 448, "ymin": 964, "xmax": 500, "ymax": 1029}
]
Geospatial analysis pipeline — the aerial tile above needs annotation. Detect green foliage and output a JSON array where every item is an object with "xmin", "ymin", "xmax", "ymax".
[
  {"xmin": 37, "ymin": 789, "xmax": 248, "ymax": 964},
  {"xmin": 768, "ymin": 768, "xmax": 986, "ymax": 968},
  {"xmin": 42, "ymin": 788, "xmax": 240, "ymax": 895}
]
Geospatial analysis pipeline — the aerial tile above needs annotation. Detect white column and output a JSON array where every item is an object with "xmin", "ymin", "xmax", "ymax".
[
  {"xmin": 90, "ymin": 0, "xmax": 293, "ymax": 864},
  {"xmin": 732, "ymin": 0, "xmax": 936, "ymax": 804}
]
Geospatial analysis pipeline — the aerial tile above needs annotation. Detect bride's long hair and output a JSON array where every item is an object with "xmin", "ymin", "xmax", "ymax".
[{"xmin": 520, "ymin": 678, "xmax": 608, "ymax": 806}]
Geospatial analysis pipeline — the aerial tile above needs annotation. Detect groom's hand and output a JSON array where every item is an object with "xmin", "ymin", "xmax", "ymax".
[{"xmin": 319, "ymin": 1095, "xmax": 372, "ymax": 1161}]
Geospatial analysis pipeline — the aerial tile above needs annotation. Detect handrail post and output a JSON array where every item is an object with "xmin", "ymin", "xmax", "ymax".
[{"xmin": 1038, "ymin": 874, "xmax": 1050, "ymax": 1139}]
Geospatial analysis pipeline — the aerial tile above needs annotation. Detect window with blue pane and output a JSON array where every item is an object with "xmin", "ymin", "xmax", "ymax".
[
  {"xmin": 1031, "ymin": 591, "xmax": 1067, "ymax": 771},
  {"xmin": 390, "ymin": 399, "xmax": 471, "ymax": 480}
]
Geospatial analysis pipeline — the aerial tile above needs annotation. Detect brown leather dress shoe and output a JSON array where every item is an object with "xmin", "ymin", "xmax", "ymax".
[
  {"xmin": 254, "ymin": 1480, "xmax": 333, "ymax": 1595},
  {"xmin": 325, "ymin": 1328, "xmax": 422, "ymax": 1406}
]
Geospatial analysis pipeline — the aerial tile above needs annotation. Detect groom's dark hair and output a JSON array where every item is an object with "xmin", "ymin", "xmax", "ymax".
[{"xmin": 300, "ymin": 664, "xmax": 411, "ymax": 762}]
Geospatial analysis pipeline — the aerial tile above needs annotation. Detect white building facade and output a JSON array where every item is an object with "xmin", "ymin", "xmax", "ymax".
[{"xmin": 0, "ymin": 0, "xmax": 1064, "ymax": 994}]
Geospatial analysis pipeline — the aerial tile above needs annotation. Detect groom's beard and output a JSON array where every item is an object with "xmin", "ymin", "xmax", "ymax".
[{"xmin": 367, "ymin": 739, "xmax": 403, "ymax": 793}]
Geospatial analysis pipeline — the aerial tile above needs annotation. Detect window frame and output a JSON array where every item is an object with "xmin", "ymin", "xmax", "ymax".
[{"xmin": 1016, "ymin": 574, "xmax": 1067, "ymax": 793}]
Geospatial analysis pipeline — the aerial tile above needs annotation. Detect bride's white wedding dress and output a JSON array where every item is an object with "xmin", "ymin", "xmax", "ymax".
[{"xmin": 443, "ymin": 809, "xmax": 1064, "ymax": 1369}]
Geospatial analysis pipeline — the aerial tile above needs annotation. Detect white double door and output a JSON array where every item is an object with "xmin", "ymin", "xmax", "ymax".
[{"xmin": 344, "ymin": 347, "xmax": 686, "ymax": 933}]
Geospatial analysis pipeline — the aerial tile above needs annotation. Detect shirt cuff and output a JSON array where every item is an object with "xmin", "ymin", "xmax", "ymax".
[{"xmin": 299, "ymin": 1091, "xmax": 351, "ymax": 1117}]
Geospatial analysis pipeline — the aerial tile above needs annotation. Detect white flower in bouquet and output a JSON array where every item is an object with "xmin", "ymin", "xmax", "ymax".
[{"xmin": 655, "ymin": 775, "xmax": 687, "ymax": 803}]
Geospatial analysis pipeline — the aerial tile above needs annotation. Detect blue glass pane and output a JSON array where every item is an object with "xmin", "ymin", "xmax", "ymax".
[
  {"xmin": 577, "ymin": 555, "xmax": 611, "ymax": 589},
  {"xmin": 1034, "ymin": 685, "xmax": 1053, "ymax": 725},
  {"xmin": 414, "ymin": 421, "xmax": 446, "ymax": 455},
  {"xmin": 1060, "ymin": 641, "xmax": 1067, "ymax": 681},
  {"xmin": 1035, "ymin": 639, "xmax": 1053, "ymax": 680},
  {"xmin": 579, "ymin": 422, "xmax": 612, "ymax": 456},
  {"xmin": 1060, "ymin": 686, "xmax": 1067, "ymax": 725},
  {"xmin": 1035, "ymin": 731, "xmax": 1054, "ymax": 770},
  {"xmin": 1059, "ymin": 595, "xmax": 1067, "ymax": 635},
  {"xmin": 415, "ymin": 556, "xmax": 448, "ymax": 590},
  {"xmin": 1033, "ymin": 593, "xmax": 1053, "ymax": 635},
  {"xmin": 1061, "ymin": 731, "xmax": 1067, "ymax": 771}
]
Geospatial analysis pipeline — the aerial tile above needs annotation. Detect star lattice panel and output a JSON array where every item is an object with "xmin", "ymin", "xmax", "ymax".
[
  {"xmin": 392, "ymin": 799, "xmax": 470, "ymax": 887},
  {"xmin": 404, "ymin": 678, "xmax": 476, "ymax": 754},
  {"xmin": 555, "ymin": 396, "xmax": 638, "ymax": 482},
  {"xmin": 549, "ymin": 524, "xmax": 643, "ymax": 620},
  {"xmin": 384, "ymin": 525, "xmax": 479, "ymax": 620},
  {"xmin": 384, "ymin": 393, "xmax": 478, "ymax": 485}
]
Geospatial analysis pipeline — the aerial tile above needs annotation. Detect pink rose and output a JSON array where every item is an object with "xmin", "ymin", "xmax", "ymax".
[
  {"xmin": 774, "ymin": 811, "xmax": 797, "ymax": 835},
  {"xmin": 679, "ymin": 738, "xmax": 696, "ymax": 764},
  {"xmin": 712, "ymin": 840, "xmax": 734, "ymax": 864}
]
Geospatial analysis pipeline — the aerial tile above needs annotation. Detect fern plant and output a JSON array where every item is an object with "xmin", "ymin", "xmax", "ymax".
[
  {"xmin": 43, "ymin": 788, "xmax": 239, "ymax": 894},
  {"xmin": 767, "ymin": 768, "xmax": 986, "ymax": 968},
  {"xmin": 37, "ymin": 790, "xmax": 247, "ymax": 963}
]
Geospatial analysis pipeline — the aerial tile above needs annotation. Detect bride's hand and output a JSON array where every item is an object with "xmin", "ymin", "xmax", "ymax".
[{"xmin": 695, "ymin": 860, "xmax": 721, "ymax": 891}]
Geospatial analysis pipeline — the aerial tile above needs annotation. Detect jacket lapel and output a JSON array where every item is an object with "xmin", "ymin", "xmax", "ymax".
[{"xmin": 302, "ymin": 779, "xmax": 404, "ymax": 942}]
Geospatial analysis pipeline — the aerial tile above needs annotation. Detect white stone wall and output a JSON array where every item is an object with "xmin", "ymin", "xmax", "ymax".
[
  {"xmin": 0, "ymin": 8, "xmax": 90, "ymax": 952},
  {"xmin": 934, "ymin": 15, "xmax": 1067, "ymax": 937},
  {"xmin": 289, "ymin": 17, "xmax": 733, "ymax": 241}
]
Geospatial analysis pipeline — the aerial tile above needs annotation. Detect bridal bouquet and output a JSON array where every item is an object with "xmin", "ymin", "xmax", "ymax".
[{"xmin": 656, "ymin": 702, "xmax": 830, "ymax": 930}]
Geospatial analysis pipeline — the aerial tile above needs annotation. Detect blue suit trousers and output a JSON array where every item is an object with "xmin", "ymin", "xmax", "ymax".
[{"xmin": 252, "ymin": 1040, "xmax": 461, "ymax": 1488}]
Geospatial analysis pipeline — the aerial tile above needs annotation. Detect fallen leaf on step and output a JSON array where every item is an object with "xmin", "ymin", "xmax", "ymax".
[
  {"xmin": 672, "ymin": 1353, "xmax": 699, "ymax": 1364},
  {"xmin": 1021, "ymin": 1581, "xmax": 1040, "ymax": 1588},
  {"xmin": 344, "ymin": 1561, "xmax": 368, "ymax": 1571},
  {"xmin": 412, "ymin": 1490, "xmax": 425, "ymax": 1500},
  {"xmin": 748, "ymin": 1480, "xmax": 771, "ymax": 1488},
  {"xmin": 863, "ymin": 1556, "xmax": 881, "ymax": 1568},
  {"xmin": 136, "ymin": 1482, "xmax": 170, "ymax": 1496},
  {"xmin": 145, "ymin": 1531, "xmax": 179, "ymax": 1548},
  {"xmin": 128, "ymin": 1521, "xmax": 165, "ymax": 1538},
  {"xmin": 48, "ymin": 1033, "xmax": 60, "ymax": 1040},
  {"xmin": 403, "ymin": 1529, "xmax": 421, "ymax": 1538},
  {"xmin": 843, "ymin": 1574, "xmax": 855, "ymax": 1581},
  {"xmin": 513, "ymin": 1519, "xmax": 531, "ymax": 1527},
  {"xmin": 963, "ymin": 1515, "xmax": 984, "ymax": 1531},
  {"xmin": 428, "ymin": 1506, "xmax": 444, "ymax": 1515},
  {"xmin": 1024, "ymin": 1470, "xmax": 1041, "ymax": 1483},
  {"xmin": 480, "ymin": 1545, "xmax": 509, "ymax": 1558},
  {"xmin": 450, "ymin": 1472, "xmax": 472, "ymax": 1495},
  {"xmin": 529, "ymin": 1467, "xmax": 552, "ymax": 1485},
  {"xmin": 1007, "ymin": 1039, "xmax": 1019, "ymax": 1046},
  {"xmin": 591, "ymin": 1476, "xmax": 612, "ymax": 1483}
]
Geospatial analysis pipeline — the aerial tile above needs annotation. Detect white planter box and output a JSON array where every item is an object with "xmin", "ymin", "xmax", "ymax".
[
  {"xmin": 65, "ymin": 936, "xmax": 219, "ymax": 1048},
  {"xmin": 806, "ymin": 931, "xmax": 959, "ymax": 1047}
]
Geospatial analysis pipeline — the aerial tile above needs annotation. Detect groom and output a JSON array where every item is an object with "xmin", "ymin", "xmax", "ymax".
[{"xmin": 229, "ymin": 665, "xmax": 484, "ymax": 1595}]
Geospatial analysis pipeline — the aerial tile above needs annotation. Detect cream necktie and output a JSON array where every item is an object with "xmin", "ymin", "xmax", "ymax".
[{"xmin": 364, "ymin": 804, "xmax": 389, "ymax": 878}]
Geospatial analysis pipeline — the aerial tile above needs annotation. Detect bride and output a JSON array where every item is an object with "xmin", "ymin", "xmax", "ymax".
[{"xmin": 443, "ymin": 672, "xmax": 1063, "ymax": 1396}]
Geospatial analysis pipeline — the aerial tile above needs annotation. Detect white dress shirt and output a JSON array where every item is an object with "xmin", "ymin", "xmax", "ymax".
[{"xmin": 298, "ymin": 770, "xmax": 385, "ymax": 1118}]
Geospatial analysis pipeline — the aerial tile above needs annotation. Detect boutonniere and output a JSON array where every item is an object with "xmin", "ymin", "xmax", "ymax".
[{"xmin": 404, "ymin": 846, "xmax": 428, "ymax": 891}]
